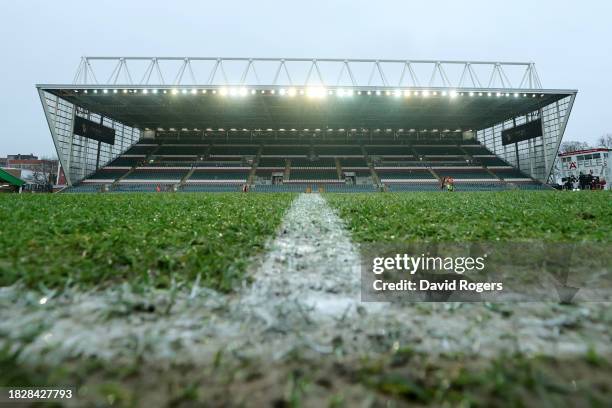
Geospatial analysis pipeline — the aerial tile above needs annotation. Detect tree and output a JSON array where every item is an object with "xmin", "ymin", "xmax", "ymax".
[
  {"xmin": 596, "ymin": 134, "xmax": 612, "ymax": 149},
  {"xmin": 559, "ymin": 140, "xmax": 590, "ymax": 154},
  {"xmin": 29, "ymin": 155, "xmax": 58, "ymax": 191}
]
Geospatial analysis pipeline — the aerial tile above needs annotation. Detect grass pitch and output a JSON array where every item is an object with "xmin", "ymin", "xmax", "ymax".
[
  {"xmin": 1, "ymin": 191, "xmax": 611, "ymax": 407},
  {"xmin": 0, "ymin": 193, "xmax": 295, "ymax": 291},
  {"xmin": 327, "ymin": 191, "xmax": 611, "ymax": 243}
]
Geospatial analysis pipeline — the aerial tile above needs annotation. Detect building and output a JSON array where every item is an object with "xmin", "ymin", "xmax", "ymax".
[
  {"xmin": 558, "ymin": 148, "xmax": 610, "ymax": 189},
  {"xmin": 0, "ymin": 168, "xmax": 25, "ymax": 193},
  {"xmin": 36, "ymin": 57, "xmax": 576, "ymax": 192},
  {"xmin": 0, "ymin": 154, "xmax": 59, "ymax": 186}
]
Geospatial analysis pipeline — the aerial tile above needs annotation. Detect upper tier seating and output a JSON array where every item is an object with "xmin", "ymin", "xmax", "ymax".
[
  {"xmin": 339, "ymin": 157, "xmax": 368, "ymax": 167},
  {"xmin": 342, "ymin": 169, "xmax": 372, "ymax": 178},
  {"xmin": 107, "ymin": 157, "xmax": 143, "ymax": 167},
  {"xmin": 258, "ymin": 157, "xmax": 287, "ymax": 167},
  {"xmin": 365, "ymin": 146, "xmax": 414, "ymax": 156},
  {"xmin": 210, "ymin": 145, "xmax": 259, "ymax": 156},
  {"xmin": 263, "ymin": 146, "xmax": 310, "ymax": 155},
  {"xmin": 290, "ymin": 157, "xmax": 336, "ymax": 167},
  {"xmin": 315, "ymin": 145, "xmax": 363, "ymax": 155},
  {"xmin": 475, "ymin": 157, "xmax": 509, "ymax": 166},
  {"xmin": 462, "ymin": 145, "xmax": 493, "ymax": 155},
  {"xmin": 156, "ymin": 145, "xmax": 208, "ymax": 155},
  {"xmin": 123, "ymin": 144, "xmax": 158, "ymax": 155},
  {"xmin": 413, "ymin": 145, "xmax": 465, "ymax": 155},
  {"xmin": 195, "ymin": 160, "xmax": 249, "ymax": 167},
  {"xmin": 87, "ymin": 169, "xmax": 128, "ymax": 181}
]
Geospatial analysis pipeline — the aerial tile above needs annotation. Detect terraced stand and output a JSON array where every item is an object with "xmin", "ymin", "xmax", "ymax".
[{"xmin": 65, "ymin": 136, "xmax": 549, "ymax": 193}]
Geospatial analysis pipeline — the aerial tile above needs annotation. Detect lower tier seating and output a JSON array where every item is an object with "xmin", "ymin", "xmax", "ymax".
[{"xmin": 434, "ymin": 169, "xmax": 496, "ymax": 179}]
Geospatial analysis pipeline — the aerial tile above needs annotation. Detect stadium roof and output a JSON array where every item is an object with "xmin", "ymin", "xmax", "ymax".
[
  {"xmin": 37, "ymin": 57, "xmax": 576, "ymax": 132},
  {"xmin": 38, "ymin": 86, "xmax": 574, "ymax": 132}
]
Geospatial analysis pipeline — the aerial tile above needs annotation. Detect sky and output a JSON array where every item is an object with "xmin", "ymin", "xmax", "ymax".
[{"xmin": 0, "ymin": 0, "xmax": 611, "ymax": 158}]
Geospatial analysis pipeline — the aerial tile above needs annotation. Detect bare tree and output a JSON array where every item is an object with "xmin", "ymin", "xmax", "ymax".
[
  {"xmin": 559, "ymin": 140, "xmax": 590, "ymax": 154},
  {"xmin": 29, "ymin": 156, "xmax": 58, "ymax": 191},
  {"xmin": 596, "ymin": 134, "xmax": 612, "ymax": 149}
]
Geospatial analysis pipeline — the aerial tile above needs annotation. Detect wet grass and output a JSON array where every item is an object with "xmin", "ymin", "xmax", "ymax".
[
  {"xmin": 326, "ymin": 191, "xmax": 612, "ymax": 243},
  {"xmin": 0, "ymin": 193, "xmax": 295, "ymax": 291}
]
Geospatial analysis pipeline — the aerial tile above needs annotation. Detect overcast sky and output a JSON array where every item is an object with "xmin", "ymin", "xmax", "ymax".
[{"xmin": 0, "ymin": 0, "xmax": 610, "ymax": 157}]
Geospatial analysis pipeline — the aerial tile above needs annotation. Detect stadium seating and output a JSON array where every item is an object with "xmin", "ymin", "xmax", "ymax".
[
  {"xmin": 377, "ymin": 169, "xmax": 436, "ymax": 180},
  {"xmin": 434, "ymin": 168, "xmax": 496, "ymax": 179},
  {"xmin": 290, "ymin": 157, "xmax": 337, "ymax": 167},
  {"xmin": 339, "ymin": 157, "xmax": 368, "ymax": 167},
  {"xmin": 413, "ymin": 145, "xmax": 465, "ymax": 155},
  {"xmin": 87, "ymin": 169, "xmax": 128, "ymax": 181},
  {"xmin": 252, "ymin": 184, "xmax": 310, "ymax": 192},
  {"xmin": 258, "ymin": 157, "xmax": 287, "ymax": 167},
  {"xmin": 107, "ymin": 156, "xmax": 144, "ymax": 167},
  {"xmin": 324, "ymin": 184, "xmax": 376, "ymax": 193},
  {"xmin": 387, "ymin": 183, "xmax": 441, "ymax": 192},
  {"xmin": 72, "ymin": 135, "xmax": 548, "ymax": 193},
  {"xmin": 491, "ymin": 168, "xmax": 530, "ymax": 180},
  {"xmin": 64, "ymin": 184, "xmax": 104, "ymax": 193},
  {"xmin": 122, "ymin": 144, "xmax": 158, "ymax": 155},
  {"xmin": 181, "ymin": 184, "xmax": 241, "ymax": 192},
  {"xmin": 125, "ymin": 169, "xmax": 187, "ymax": 181},
  {"xmin": 365, "ymin": 146, "xmax": 414, "ymax": 156},
  {"xmin": 475, "ymin": 156, "xmax": 509, "ymax": 166},
  {"xmin": 461, "ymin": 145, "xmax": 493, "ymax": 155},
  {"xmin": 288, "ymin": 169, "xmax": 339, "ymax": 181},
  {"xmin": 210, "ymin": 145, "xmax": 259, "ymax": 156},
  {"xmin": 453, "ymin": 182, "xmax": 506, "ymax": 191},
  {"xmin": 263, "ymin": 146, "xmax": 310, "ymax": 155},
  {"xmin": 315, "ymin": 145, "xmax": 363, "ymax": 155},
  {"xmin": 112, "ymin": 183, "xmax": 174, "ymax": 192},
  {"xmin": 156, "ymin": 145, "xmax": 208, "ymax": 155},
  {"xmin": 189, "ymin": 170, "xmax": 249, "ymax": 181}
]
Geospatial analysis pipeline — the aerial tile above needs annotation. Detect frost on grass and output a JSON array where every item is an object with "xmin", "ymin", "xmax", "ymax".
[{"xmin": 0, "ymin": 193, "xmax": 611, "ymax": 405}]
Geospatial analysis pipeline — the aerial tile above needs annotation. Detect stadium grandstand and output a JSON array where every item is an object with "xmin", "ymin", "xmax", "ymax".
[{"xmin": 36, "ymin": 57, "xmax": 576, "ymax": 192}]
